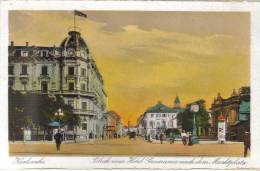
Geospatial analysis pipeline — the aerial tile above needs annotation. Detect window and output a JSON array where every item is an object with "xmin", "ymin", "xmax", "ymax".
[
  {"xmin": 162, "ymin": 120, "xmax": 166, "ymax": 128},
  {"xmin": 156, "ymin": 114, "xmax": 160, "ymax": 117},
  {"xmin": 68, "ymin": 67, "xmax": 74, "ymax": 75},
  {"xmin": 168, "ymin": 121, "xmax": 173, "ymax": 128},
  {"xmin": 156, "ymin": 122, "xmax": 160, "ymax": 128},
  {"xmin": 150, "ymin": 114, "xmax": 154, "ymax": 118},
  {"xmin": 21, "ymin": 51, "xmax": 28, "ymax": 57},
  {"xmin": 149, "ymin": 121, "xmax": 154, "ymax": 128},
  {"xmin": 9, "ymin": 66, "xmax": 14, "ymax": 75},
  {"xmin": 41, "ymin": 81, "xmax": 48, "ymax": 93},
  {"xmin": 42, "ymin": 51, "xmax": 48, "ymax": 57},
  {"xmin": 68, "ymin": 100, "xmax": 74, "ymax": 108},
  {"xmin": 82, "ymin": 123, "xmax": 87, "ymax": 130},
  {"xmin": 21, "ymin": 65, "xmax": 28, "ymax": 75},
  {"xmin": 162, "ymin": 114, "xmax": 166, "ymax": 117},
  {"xmin": 41, "ymin": 66, "xmax": 48, "ymax": 75},
  {"xmin": 68, "ymin": 83, "xmax": 74, "ymax": 91},
  {"xmin": 81, "ymin": 68, "xmax": 86, "ymax": 76},
  {"xmin": 82, "ymin": 102, "xmax": 87, "ymax": 110},
  {"xmin": 81, "ymin": 83, "xmax": 86, "ymax": 91}
]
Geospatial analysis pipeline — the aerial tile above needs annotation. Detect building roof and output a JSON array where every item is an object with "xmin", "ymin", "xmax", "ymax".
[
  {"xmin": 145, "ymin": 101, "xmax": 180, "ymax": 113},
  {"xmin": 60, "ymin": 31, "xmax": 89, "ymax": 51}
]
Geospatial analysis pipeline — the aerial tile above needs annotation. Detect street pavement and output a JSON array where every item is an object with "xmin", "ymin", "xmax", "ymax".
[{"xmin": 9, "ymin": 137, "xmax": 247, "ymax": 157}]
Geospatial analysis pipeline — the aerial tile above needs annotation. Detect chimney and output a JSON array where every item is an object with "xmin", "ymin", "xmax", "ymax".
[
  {"xmin": 26, "ymin": 42, "xmax": 29, "ymax": 47},
  {"xmin": 10, "ymin": 41, "xmax": 14, "ymax": 47}
]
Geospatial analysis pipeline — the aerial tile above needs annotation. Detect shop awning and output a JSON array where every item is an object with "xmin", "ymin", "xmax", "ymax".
[{"xmin": 48, "ymin": 121, "xmax": 62, "ymax": 127}]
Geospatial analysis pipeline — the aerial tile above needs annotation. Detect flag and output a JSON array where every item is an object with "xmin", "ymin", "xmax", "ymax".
[{"xmin": 74, "ymin": 10, "xmax": 87, "ymax": 18}]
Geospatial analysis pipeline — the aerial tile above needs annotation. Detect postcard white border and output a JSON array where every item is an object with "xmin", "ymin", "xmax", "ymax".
[{"xmin": 1, "ymin": 1, "xmax": 260, "ymax": 170}]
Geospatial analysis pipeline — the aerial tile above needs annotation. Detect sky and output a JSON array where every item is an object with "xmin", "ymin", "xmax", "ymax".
[{"xmin": 9, "ymin": 11, "xmax": 250, "ymax": 125}]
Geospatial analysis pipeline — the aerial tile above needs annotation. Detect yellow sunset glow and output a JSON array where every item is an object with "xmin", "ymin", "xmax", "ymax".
[{"xmin": 9, "ymin": 11, "xmax": 250, "ymax": 125}]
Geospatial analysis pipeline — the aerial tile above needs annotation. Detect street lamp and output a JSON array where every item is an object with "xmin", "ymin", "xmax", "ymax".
[
  {"xmin": 190, "ymin": 104, "xmax": 199, "ymax": 144},
  {"xmin": 55, "ymin": 108, "xmax": 64, "ymax": 129}
]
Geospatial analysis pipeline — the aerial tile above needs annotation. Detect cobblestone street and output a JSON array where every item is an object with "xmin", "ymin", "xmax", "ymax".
[{"xmin": 9, "ymin": 137, "xmax": 247, "ymax": 157}]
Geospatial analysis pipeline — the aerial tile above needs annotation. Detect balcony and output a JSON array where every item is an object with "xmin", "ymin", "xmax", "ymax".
[
  {"xmin": 20, "ymin": 73, "xmax": 29, "ymax": 78},
  {"xmin": 73, "ymin": 109, "xmax": 97, "ymax": 116},
  {"xmin": 39, "ymin": 74, "xmax": 50, "ymax": 81},
  {"xmin": 61, "ymin": 90, "xmax": 95, "ymax": 98}
]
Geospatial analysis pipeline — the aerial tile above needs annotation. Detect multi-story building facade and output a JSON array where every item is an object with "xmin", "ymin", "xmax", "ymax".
[
  {"xmin": 210, "ymin": 87, "xmax": 250, "ymax": 141},
  {"xmin": 8, "ymin": 30, "xmax": 107, "ymax": 139},
  {"xmin": 139, "ymin": 96, "xmax": 183, "ymax": 138},
  {"xmin": 105, "ymin": 111, "xmax": 123, "ymax": 138}
]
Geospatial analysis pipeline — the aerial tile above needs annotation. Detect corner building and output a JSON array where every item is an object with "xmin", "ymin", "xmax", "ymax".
[{"xmin": 8, "ymin": 30, "xmax": 107, "ymax": 139}]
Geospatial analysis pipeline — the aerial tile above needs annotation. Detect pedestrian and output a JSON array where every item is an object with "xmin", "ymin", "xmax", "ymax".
[
  {"xmin": 188, "ymin": 132, "xmax": 193, "ymax": 146},
  {"xmin": 181, "ymin": 130, "xmax": 187, "ymax": 146},
  {"xmin": 54, "ymin": 129, "xmax": 63, "ymax": 151},
  {"xmin": 244, "ymin": 131, "xmax": 250, "ymax": 157},
  {"xmin": 73, "ymin": 132, "xmax": 77, "ymax": 143},
  {"xmin": 160, "ymin": 133, "xmax": 164, "ymax": 144},
  {"xmin": 148, "ymin": 134, "xmax": 152, "ymax": 142},
  {"xmin": 170, "ymin": 132, "xmax": 175, "ymax": 144}
]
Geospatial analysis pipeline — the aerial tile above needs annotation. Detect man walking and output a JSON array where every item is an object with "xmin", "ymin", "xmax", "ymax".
[
  {"xmin": 160, "ymin": 133, "xmax": 164, "ymax": 144},
  {"xmin": 244, "ymin": 131, "xmax": 250, "ymax": 157},
  {"xmin": 54, "ymin": 129, "xmax": 63, "ymax": 151},
  {"xmin": 188, "ymin": 132, "xmax": 193, "ymax": 146}
]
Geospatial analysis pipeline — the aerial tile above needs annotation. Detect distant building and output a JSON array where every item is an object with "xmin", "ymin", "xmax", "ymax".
[
  {"xmin": 210, "ymin": 87, "xmax": 250, "ymax": 141},
  {"xmin": 138, "ymin": 96, "xmax": 184, "ymax": 138},
  {"xmin": 8, "ymin": 30, "xmax": 107, "ymax": 140},
  {"xmin": 106, "ymin": 111, "xmax": 123, "ymax": 138}
]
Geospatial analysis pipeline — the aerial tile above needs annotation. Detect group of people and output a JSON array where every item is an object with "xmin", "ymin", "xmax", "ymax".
[
  {"xmin": 144, "ymin": 130, "xmax": 194, "ymax": 145},
  {"xmin": 181, "ymin": 131, "xmax": 194, "ymax": 146}
]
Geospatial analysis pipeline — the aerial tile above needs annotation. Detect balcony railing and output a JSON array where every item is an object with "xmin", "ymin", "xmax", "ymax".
[
  {"xmin": 61, "ymin": 90, "xmax": 95, "ymax": 97},
  {"xmin": 73, "ymin": 109, "xmax": 97, "ymax": 116}
]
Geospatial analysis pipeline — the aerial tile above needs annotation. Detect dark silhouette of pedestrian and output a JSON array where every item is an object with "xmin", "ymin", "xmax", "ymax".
[
  {"xmin": 148, "ymin": 134, "xmax": 152, "ymax": 142},
  {"xmin": 188, "ymin": 132, "xmax": 193, "ymax": 146},
  {"xmin": 155, "ymin": 134, "xmax": 158, "ymax": 140},
  {"xmin": 244, "ymin": 131, "xmax": 250, "ymax": 157},
  {"xmin": 170, "ymin": 132, "xmax": 175, "ymax": 144},
  {"xmin": 160, "ymin": 133, "xmax": 164, "ymax": 144},
  {"xmin": 54, "ymin": 129, "xmax": 63, "ymax": 151},
  {"xmin": 73, "ymin": 132, "xmax": 77, "ymax": 143},
  {"xmin": 89, "ymin": 132, "xmax": 93, "ymax": 139}
]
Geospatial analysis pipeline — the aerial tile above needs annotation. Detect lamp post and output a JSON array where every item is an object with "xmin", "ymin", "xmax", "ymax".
[
  {"xmin": 190, "ymin": 104, "xmax": 199, "ymax": 144},
  {"xmin": 55, "ymin": 108, "xmax": 64, "ymax": 129}
]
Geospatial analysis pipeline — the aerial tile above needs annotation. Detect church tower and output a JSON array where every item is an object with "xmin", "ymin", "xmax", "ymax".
[{"xmin": 174, "ymin": 95, "xmax": 181, "ymax": 108}]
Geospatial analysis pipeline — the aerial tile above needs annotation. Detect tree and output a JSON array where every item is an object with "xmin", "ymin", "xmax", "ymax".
[
  {"xmin": 181, "ymin": 100, "xmax": 210, "ymax": 135},
  {"xmin": 8, "ymin": 89, "xmax": 80, "ymax": 140}
]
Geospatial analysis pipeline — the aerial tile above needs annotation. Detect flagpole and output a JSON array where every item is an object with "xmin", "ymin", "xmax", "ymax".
[{"xmin": 74, "ymin": 10, "xmax": 76, "ymax": 31}]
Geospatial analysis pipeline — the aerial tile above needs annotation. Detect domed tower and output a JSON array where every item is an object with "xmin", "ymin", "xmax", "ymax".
[
  {"xmin": 58, "ymin": 29, "xmax": 107, "ymax": 138},
  {"xmin": 60, "ymin": 30, "xmax": 90, "ymax": 59}
]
